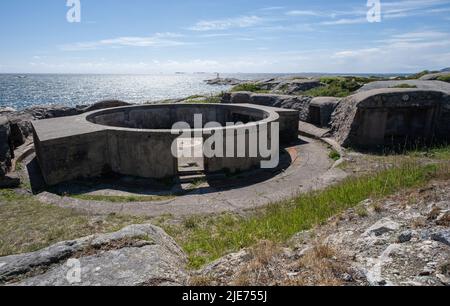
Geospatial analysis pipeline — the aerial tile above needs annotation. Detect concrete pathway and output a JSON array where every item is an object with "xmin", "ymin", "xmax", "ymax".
[{"xmin": 36, "ymin": 136, "xmax": 347, "ymax": 217}]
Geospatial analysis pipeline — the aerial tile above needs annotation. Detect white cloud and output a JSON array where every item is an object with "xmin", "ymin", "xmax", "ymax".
[
  {"xmin": 260, "ymin": 6, "xmax": 285, "ymax": 12},
  {"xmin": 286, "ymin": 10, "xmax": 322, "ymax": 16},
  {"xmin": 286, "ymin": 0, "xmax": 450, "ymax": 26},
  {"xmin": 320, "ymin": 17, "xmax": 368, "ymax": 25},
  {"xmin": 188, "ymin": 16, "xmax": 263, "ymax": 31},
  {"xmin": 61, "ymin": 33, "xmax": 185, "ymax": 51}
]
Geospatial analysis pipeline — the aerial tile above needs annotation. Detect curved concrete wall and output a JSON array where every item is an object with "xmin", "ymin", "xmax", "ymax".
[{"xmin": 32, "ymin": 104, "xmax": 281, "ymax": 185}]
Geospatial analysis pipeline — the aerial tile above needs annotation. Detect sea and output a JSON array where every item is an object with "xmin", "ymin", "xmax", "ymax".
[
  {"xmin": 0, "ymin": 73, "xmax": 269, "ymax": 110},
  {"xmin": 0, "ymin": 73, "xmax": 404, "ymax": 110}
]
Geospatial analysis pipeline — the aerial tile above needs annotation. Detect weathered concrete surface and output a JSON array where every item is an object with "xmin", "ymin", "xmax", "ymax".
[
  {"xmin": 0, "ymin": 224, "xmax": 188, "ymax": 286},
  {"xmin": 32, "ymin": 104, "xmax": 283, "ymax": 186},
  {"xmin": 308, "ymin": 97, "xmax": 340, "ymax": 128},
  {"xmin": 357, "ymin": 80, "xmax": 450, "ymax": 94},
  {"xmin": 330, "ymin": 88, "xmax": 450, "ymax": 149},
  {"xmin": 36, "ymin": 136, "xmax": 345, "ymax": 217}
]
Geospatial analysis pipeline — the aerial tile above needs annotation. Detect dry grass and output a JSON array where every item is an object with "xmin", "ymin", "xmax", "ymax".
[
  {"xmin": 232, "ymin": 240, "xmax": 282, "ymax": 286},
  {"xmin": 291, "ymin": 243, "xmax": 351, "ymax": 286}
]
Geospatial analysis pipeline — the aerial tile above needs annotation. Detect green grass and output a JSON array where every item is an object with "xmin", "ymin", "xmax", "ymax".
[
  {"xmin": 391, "ymin": 84, "xmax": 418, "ymax": 89},
  {"xmin": 0, "ymin": 190, "xmax": 150, "ymax": 257},
  {"xmin": 71, "ymin": 194, "xmax": 175, "ymax": 203},
  {"xmin": 303, "ymin": 76, "xmax": 379, "ymax": 97},
  {"xmin": 328, "ymin": 149, "xmax": 341, "ymax": 161},
  {"xmin": 230, "ymin": 83, "xmax": 269, "ymax": 93},
  {"xmin": 185, "ymin": 93, "xmax": 223, "ymax": 104},
  {"xmin": 437, "ymin": 74, "xmax": 450, "ymax": 83},
  {"xmin": 407, "ymin": 144, "xmax": 450, "ymax": 160},
  {"xmin": 163, "ymin": 162, "xmax": 449, "ymax": 268}
]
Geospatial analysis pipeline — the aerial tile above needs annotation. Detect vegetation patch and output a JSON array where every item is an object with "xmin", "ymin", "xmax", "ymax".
[
  {"xmin": 407, "ymin": 144, "xmax": 450, "ymax": 160},
  {"xmin": 185, "ymin": 93, "xmax": 223, "ymax": 104},
  {"xmin": 328, "ymin": 149, "xmax": 341, "ymax": 161},
  {"xmin": 391, "ymin": 84, "xmax": 418, "ymax": 89},
  {"xmin": 163, "ymin": 162, "xmax": 449, "ymax": 268},
  {"xmin": 437, "ymin": 74, "xmax": 450, "ymax": 83},
  {"xmin": 230, "ymin": 83, "xmax": 269, "ymax": 93},
  {"xmin": 303, "ymin": 76, "xmax": 379, "ymax": 97}
]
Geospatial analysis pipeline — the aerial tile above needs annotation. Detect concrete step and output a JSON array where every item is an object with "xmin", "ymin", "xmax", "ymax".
[{"xmin": 177, "ymin": 173, "xmax": 206, "ymax": 184}]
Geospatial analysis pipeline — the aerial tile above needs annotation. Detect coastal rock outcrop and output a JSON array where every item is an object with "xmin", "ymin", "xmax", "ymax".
[
  {"xmin": 80, "ymin": 100, "xmax": 132, "ymax": 113},
  {"xmin": 0, "ymin": 117, "xmax": 13, "ymax": 177},
  {"xmin": 419, "ymin": 72, "xmax": 450, "ymax": 81},
  {"xmin": 205, "ymin": 78, "xmax": 243, "ymax": 86},
  {"xmin": 194, "ymin": 180, "xmax": 450, "ymax": 286},
  {"xmin": 0, "ymin": 224, "xmax": 189, "ymax": 286},
  {"xmin": 264, "ymin": 78, "xmax": 323, "ymax": 95},
  {"xmin": 357, "ymin": 80, "xmax": 450, "ymax": 94},
  {"xmin": 249, "ymin": 77, "xmax": 323, "ymax": 93},
  {"xmin": 222, "ymin": 91, "xmax": 312, "ymax": 121}
]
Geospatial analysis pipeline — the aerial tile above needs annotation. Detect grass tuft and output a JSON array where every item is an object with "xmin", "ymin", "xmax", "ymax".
[
  {"xmin": 437, "ymin": 74, "xmax": 450, "ymax": 83},
  {"xmin": 328, "ymin": 149, "xmax": 341, "ymax": 161},
  {"xmin": 164, "ymin": 162, "xmax": 449, "ymax": 268},
  {"xmin": 391, "ymin": 84, "xmax": 418, "ymax": 89}
]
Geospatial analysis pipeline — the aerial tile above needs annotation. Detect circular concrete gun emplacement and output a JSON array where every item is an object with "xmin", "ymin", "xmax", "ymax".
[{"xmin": 32, "ymin": 104, "xmax": 299, "ymax": 186}]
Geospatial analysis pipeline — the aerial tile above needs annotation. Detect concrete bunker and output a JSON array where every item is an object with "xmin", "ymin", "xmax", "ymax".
[
  {"xmin": 331, "ymin": 89, "xmax": 450, "ymax": 150},
  {"xmin": 32, "ymin": 104, "xmax": 297, "ymax": 186},
  {"xmin": 308, "ymin": 97, "xmax": 340, "ymax": 128}
]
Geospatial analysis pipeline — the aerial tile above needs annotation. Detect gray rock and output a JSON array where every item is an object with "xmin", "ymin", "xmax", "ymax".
[
  {"xmin": 0, "ymin": 224, "xmax": 188, "ymax": 286},
  {"xmin": 0, "ymin": 107, "xmax": 16, "ymax": 114},
  {"xmin": 0, "ymin": 116, "xmax": 13, "ymax": 177},
  {"xmin": 419, "ymin": 72, "xmax": 450, "ymax": 81},
  {"xmin": 223, "ymin": 91, "xmax": 312, "ymax": 121},
  {"xmin": 357, "ymin": 80, "xmax": 450, "ymax": 94},
  {"xmin": 81, "ymin": 100, "xmax": 132, "ymax": 113},
  {"xmin": 398, "ymin": 230, "xmax": 413, "ymax": 243},
  {"xmin": 436, "ymin": 210, "xmax": 450, "ymax": 226},
  {"xmin": 6, "ymin": 105, "xmax": 81, "ymax": 147},
  {"xmin": 205, "ymin": 78, "xmax": 243, "ymax": 86},
  {"xmin": 272, "ymin": 79, "xmax": 323, "ymax": 95},
  {"xmin": 431, "ymin": 230, "xmax": 450, "ymax": 247},
  {"xmin": 365, "ymin": 218, "xmax": 401, "ymax": 236}
]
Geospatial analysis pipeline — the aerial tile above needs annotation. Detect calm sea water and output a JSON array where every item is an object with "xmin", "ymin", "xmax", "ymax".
[
  {"xmin": 0, "ymin": 73, "xmax": 403, "ymax": 110},
  {"xmin": 0, "ymin": 73, "xmax": 278, "ymax": 110}
]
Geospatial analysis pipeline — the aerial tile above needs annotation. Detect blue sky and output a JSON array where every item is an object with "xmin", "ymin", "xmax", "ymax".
[{"xmin": 0, "ymin": 0, "xmax": 449, "ymax": 73}]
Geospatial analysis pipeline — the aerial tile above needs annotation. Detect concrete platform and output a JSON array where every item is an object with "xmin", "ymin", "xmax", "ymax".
[
  {"xmin": 33, "ymin": 136, "xmax": 345, "ymax": 217},
  {"xmin": 32, "ymin": 104, "xmax": 299, "ymax": 186}
]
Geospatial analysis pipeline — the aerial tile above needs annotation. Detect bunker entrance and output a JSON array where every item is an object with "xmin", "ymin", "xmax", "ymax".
[
  {"xmin": 384, "ymin": 107, "xmax": 435, "ymax": 147},
  {"xmin": 176, "ymin": 138, "xmax": 205, "ymax": 174}
]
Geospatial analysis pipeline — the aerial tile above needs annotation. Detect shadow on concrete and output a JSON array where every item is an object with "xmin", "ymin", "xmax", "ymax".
[{"xmin": 28, "ymin": 137, "xmax": 308, "ymax": 198}]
